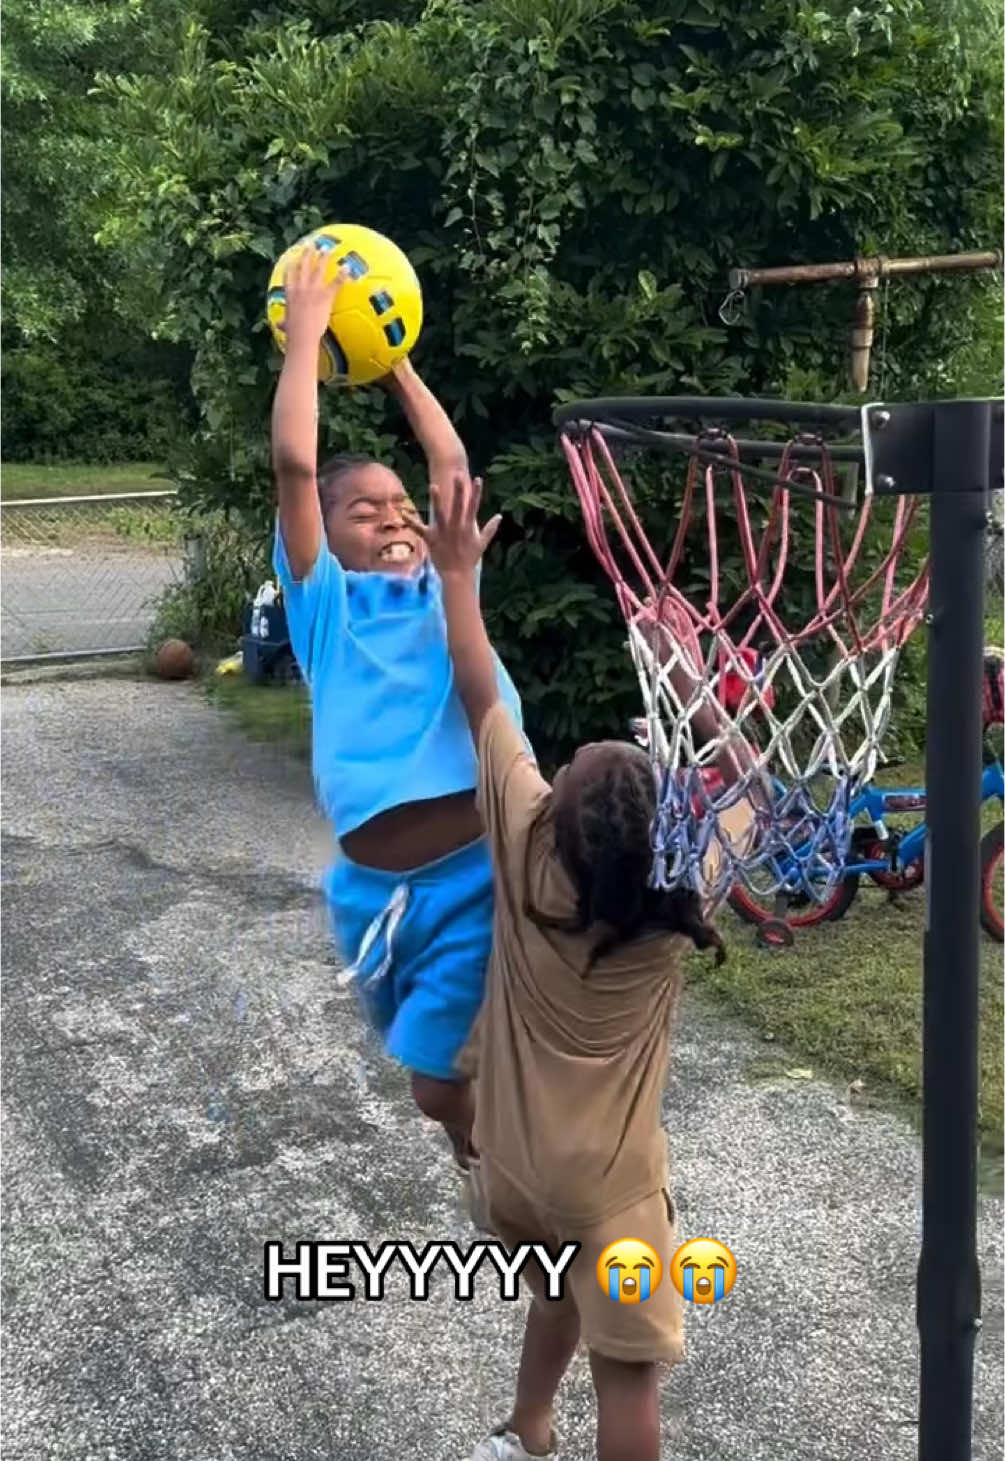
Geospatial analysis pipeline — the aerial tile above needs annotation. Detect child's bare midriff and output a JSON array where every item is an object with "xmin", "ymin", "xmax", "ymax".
[{"xmin": 341, "ymin": 790, "xmax": 483, "ymax": 871}]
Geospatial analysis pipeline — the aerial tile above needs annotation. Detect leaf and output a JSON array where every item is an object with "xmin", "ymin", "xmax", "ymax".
[{"xmin": 785, "ymin": 1067, "xmax": 815, "ymax": 1081}]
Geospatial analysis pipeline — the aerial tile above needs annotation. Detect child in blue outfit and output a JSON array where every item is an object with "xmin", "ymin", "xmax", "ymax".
[{"xmin": 271, "ymin": 243, "xmax": 523, "ymax": 1186}]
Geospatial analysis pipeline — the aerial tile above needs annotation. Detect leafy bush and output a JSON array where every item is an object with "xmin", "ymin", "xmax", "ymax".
[
  {"xmin": 147, "ymin": 510, "xmax": 271, "ymax": 653},
  {"xmin": 98, "ymin": 0, "xmax": 1002, "ymax": 760},
  {"xmin": 1, "ymin": 326, "xmax": 193, "ymax": 463},
  {"xmin": 2, "ymin": 0, "xmax": 199, "ymax": 463}
]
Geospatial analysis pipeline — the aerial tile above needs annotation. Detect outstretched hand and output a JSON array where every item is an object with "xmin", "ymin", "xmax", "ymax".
[
  {"xmin": 283, "ymin": 247, "xmax": 349, "ymax": 349},
  {"xmin": 407, "ymin": 472, "xmax": 502, "ymax": 576}
]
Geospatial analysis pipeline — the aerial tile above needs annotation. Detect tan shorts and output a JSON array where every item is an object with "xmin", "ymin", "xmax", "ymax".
[{"xmin": 482, "ymin": 1159, "xmax": 685, "ymax": 1366}]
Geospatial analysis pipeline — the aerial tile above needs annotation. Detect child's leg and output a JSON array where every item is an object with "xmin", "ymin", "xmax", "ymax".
[
  {"xmin": 507, "ymin": 1297, "xmax": 581, "ymax": 1455},
  {"xmin": 564, "ymin": 1188, "xmax": 682, "ymax": 1460},
  {"xmin": 588, "ymin": 1352, "xmax": 660, "ymax": 1461},
  {"xmin": 387, "ymin": 837, "xmax": 495, "ymax": 1155},
  {"xmin": 473, "ymin": 1164, "xmax": 580, "ymax": 1458},
  {"xmin": 410, "ymin": 1072, "xmax": 475, "ymax": 1161}
]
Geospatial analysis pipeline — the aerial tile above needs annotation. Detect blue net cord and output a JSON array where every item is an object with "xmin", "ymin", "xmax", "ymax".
[{"xmin": 628, "ymin": 619, "xmax": 904, "ymax": 904}]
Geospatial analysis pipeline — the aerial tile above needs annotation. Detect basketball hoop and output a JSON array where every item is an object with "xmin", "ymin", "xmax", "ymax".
[{"xmin": 555, "ymin": 397, "xmax": 930, "ymax": 905}]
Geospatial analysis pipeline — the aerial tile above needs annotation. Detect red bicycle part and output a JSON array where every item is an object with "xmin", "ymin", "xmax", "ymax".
[
  {"xmin": 851, "ymin": 825, "xmax": 925, "ymax": 894},
  {"xmin": 880, "ymin": 793, "xmax": 927, "ymax": 814},
  {"xmin": 720, "ymin": 647, "xmax": 775, "ymax": 714},
  {"xmin": 755, "ymin": 917, "xmax": 795, "ymax": 949},
  {"xmin": 727, "ymin": 870, "xmax": 860, "ymax": 931},
  {"xmin": 979, "ymin": 822, "xmax": 1004, "ymax": 942}
]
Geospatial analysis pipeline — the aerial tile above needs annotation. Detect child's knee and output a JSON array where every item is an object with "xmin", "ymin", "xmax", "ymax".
[
  {"xmin": 589, "ymin": 1350, "xmax": 660, "ymax": 1398},
  {"xmin": 410, "ymin": 1071, "xmax": 470, "ymax": 1125},
  {"xmin": 529, "ymin": 1291, "xmax": 581, "ymax": 1331}
]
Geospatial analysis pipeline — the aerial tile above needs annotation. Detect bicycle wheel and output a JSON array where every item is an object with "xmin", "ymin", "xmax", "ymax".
[
  {"xmin": 728, "ymin": 872, "xmax": 860, "ymax": 931},
  {"xmin": 979, "ymin": 822, "xmax": 1004, "ymax": 942},
  {"xmin": 851, "ymin": 825, "xmax": 925, "ymax": 893}
]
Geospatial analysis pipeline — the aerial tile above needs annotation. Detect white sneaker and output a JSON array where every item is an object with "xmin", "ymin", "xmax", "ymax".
[{"xmin": 469, "ymin": 1424, "xmax": 559, "ymax": 1460}]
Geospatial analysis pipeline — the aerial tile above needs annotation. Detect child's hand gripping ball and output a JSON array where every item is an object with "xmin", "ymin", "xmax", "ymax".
[{"xmin": 266, "ymin": 223, "xmax": 423, "ymax": 386}]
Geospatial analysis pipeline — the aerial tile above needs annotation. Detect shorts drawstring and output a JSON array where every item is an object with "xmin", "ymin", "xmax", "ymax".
[{"xmin": 335, "ymin": 881, "xmax": 410, "ymax": 996}]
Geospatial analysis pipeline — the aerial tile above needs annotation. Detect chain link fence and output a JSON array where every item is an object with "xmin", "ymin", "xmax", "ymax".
[{"xmin": 1, "ymin": 492, "xmax": 186, "ymax": 664}]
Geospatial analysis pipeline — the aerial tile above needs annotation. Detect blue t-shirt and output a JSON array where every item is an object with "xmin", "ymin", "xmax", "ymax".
[{"xmin": 273, "ymin": 522, "xmax": 524, "ymax": 839}]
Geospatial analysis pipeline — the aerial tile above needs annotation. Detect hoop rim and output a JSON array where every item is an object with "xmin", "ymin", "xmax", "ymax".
[
  {"xmin": 553, "ymin": 395, "xmax": 863, "ymax": 433},
  {"xmin": 569, "ymin": 420, "xmax": 866, "ymax": 467}
]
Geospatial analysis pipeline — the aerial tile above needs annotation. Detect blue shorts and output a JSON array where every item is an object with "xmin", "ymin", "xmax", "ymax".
[{"xmin": 323, "ymin": 836, "xmax": 494, "ymax": 1081}]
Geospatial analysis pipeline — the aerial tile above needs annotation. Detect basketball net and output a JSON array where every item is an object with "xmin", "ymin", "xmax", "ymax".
[{"xmin": 561, "ymin": 426, "xmax": 930, "ymax": 904}]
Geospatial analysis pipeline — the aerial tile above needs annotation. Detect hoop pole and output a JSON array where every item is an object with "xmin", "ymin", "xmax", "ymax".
[
  {"xmin": 728, "ymin": 250, "xmax": 1002, "ymax": 292},
  {"xmin": 917, "ymin": 400, "xmax": 989, "ymax": 1461}
]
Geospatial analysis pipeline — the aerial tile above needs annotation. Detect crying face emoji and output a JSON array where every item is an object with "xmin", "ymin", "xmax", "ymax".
[
  {"xmin": 596, "ymin": 1239, "xmax": 663, "ymax": 1304},
  {"xmin": 669, "ymin": 1238, "xmax": 737, "ymax": 1304}
]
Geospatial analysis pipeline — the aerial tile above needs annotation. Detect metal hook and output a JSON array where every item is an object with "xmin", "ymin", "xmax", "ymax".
[{"xmin": 718, "ymin": 288, "xmax": 746, "ymax": 326}]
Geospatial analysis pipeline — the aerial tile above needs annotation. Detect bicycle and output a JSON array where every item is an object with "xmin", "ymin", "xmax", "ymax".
[{"xmin": 726, "ymin": 753, "xmax": 1004, "ymax": 947}]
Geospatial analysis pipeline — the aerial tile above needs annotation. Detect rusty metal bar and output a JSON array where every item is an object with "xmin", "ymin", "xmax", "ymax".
[
  {"xmin": 728, "ymin": 250, "xmax": 1002, "ymax": 292},
  {"xmin": 725, "ymin": 249, "xmax": 1001, "ymax": 393}
]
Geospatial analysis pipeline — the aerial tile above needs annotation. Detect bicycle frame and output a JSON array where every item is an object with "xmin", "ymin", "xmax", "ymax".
[
  {"xmin": 842, "ymin": 759, "xmax": 1005, "ymax": 879},
  {"xmin": 627, "ymin": 717, "xmax": 1005, "ymax": 894}
]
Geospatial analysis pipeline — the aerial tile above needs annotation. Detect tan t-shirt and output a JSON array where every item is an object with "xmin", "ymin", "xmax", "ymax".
[{"xmin": 471, "ymin": 701, "xmax": 690, "ymax": 1227}]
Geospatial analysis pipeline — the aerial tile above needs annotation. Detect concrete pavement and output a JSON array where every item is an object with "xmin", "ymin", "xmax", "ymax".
[
  {"xmin": 2, "ymin": 678, "xmax": 1002, "ymax": 1460},
  {"xmin": 1, "ymin": 546, "xmax": 181, "ymax": 659}
]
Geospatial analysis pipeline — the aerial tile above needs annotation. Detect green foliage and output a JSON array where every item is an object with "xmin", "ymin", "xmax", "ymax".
[
  {"xmin": 1, "ymin": 0, "xmax": 195, "ymax": 459},
  {"xmin": 207, "ymin": 675, "xmax": 312, "ymax": 759},
  {"xmin": 1, "ymin": 0, "xmax": 188, "ymax": 340},
  {"xmin": 148, "ymin": 511, "xmax": 271, "ymax": 652},
  {"xmin": 96, "ymin": 0, "xmax": 1002, "ymax": 760},
  {"xmin": 1, "ymin": 327, "xmax": 192, "ymax": 463}
]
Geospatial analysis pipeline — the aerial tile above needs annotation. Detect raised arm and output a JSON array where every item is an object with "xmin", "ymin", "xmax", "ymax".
[
  {"xmin": 636, "ymin": 614, "xmax": 761, "ymax": 791},
  {"xmin": 384, "ymin": 357, "xmax": 468, "ymax": 482},
  {"xmin": 272, "ymin": 250, "xmax": 349, "ymax": 580},
  {"xmin": 408, "ymin": 474, "xmax": 502, "ymax": 741}
]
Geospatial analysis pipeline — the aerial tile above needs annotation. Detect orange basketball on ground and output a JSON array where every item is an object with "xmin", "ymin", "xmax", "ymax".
[{"xmin": 153, "ymin": 639, "xmax": 195, "ymax": 680}]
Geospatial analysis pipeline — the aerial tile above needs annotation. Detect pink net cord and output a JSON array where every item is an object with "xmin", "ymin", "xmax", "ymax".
[
  {"xmin": 565, "ymin": 427, "xmax": 928, "ymax": 666},
  {"xmin": 561, "ymin": 424, "xmax": 931, "ymax": 901}
]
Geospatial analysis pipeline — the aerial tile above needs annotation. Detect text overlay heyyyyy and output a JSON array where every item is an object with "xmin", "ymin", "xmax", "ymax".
[{"xmin": 263, "ymin": 1240, "xmax": 580, "ymax": 1302}]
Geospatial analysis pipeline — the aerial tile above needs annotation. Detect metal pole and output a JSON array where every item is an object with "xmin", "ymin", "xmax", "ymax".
[
  {"xmin": 728, "ymin": 250, "xmax": 1002, "ymax": 291},
  {"xmin": 917, "ymin": 400, "xmax": 990, "ymax": 1461},
  {"xmin": 724, "ymin": 252, "xmax": 1001, "ymax": 394}
]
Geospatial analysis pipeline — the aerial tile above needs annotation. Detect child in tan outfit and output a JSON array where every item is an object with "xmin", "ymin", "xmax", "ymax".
[{"xmin": 409, "ymin": 473, "xmax": 748, "ymax": 1461}]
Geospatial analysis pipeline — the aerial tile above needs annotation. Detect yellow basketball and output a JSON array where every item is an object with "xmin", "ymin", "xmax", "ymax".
[{"xmin": 266, "ymin": 223, "xmax": 423, "ymax": 386}]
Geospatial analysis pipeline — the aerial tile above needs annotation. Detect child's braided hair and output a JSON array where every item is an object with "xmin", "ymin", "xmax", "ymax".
[{"xmin": 538, "ymin": 744, "xmax": 726, "ymax": 969}]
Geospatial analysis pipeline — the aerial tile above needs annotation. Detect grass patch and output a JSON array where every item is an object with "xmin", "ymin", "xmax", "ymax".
[
  {"xmin": 206, "ymin": 675, "xmax": 311, "ymax": 759},
  {"xmin": 2, "ymin": 460, "xmax": 182, "ymax": 549},
  {"xmin": 690, "ymin": 866, "xmax": 1004, "ymax": 1191},
  {"xmin": 1, "ymin": 461, "xmax": 167, "ymax": 500},
  {"xmin": 2, "ymin": 497, "xmax": 183, "ymax": 551},
  {"xmin": 690, "ymin": 754, "xmax": 1003, "ymax": 1186}
]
